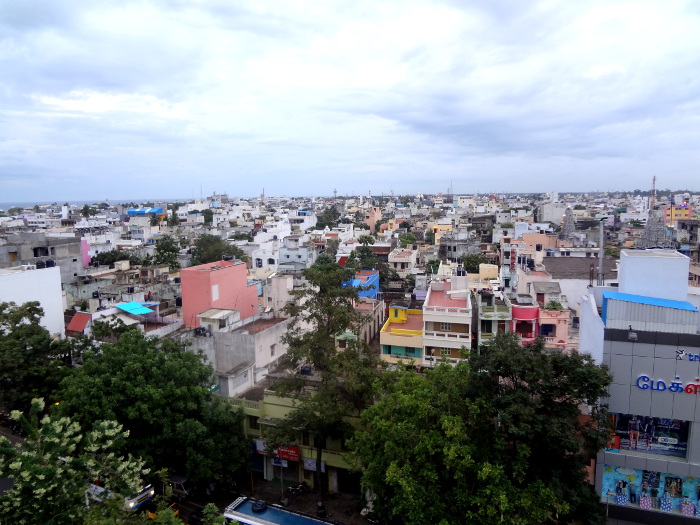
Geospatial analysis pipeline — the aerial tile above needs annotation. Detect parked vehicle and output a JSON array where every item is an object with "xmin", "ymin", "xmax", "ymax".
[
  {"xmin": 165, "ymin": 475, "xmax": 196, "ymax": 501},
  {"xmin": 86, "ymin": 481, "xmax": 155, "ymax": 511},
  {"xmin": 286, "ymin": 481, "xmax": 310, "ymax": 497}
]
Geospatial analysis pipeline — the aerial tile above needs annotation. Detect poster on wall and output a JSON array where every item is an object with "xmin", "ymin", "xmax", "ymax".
[{"xmin": 607, "ymin": 414, "xmax": 689, "ymax": 458}]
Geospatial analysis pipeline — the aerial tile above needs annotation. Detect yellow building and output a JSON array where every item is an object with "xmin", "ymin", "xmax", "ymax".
[
  {"xmin": 379, "ymin": 301, "xmax": 423, "ymax": 365},
  {"xmin": 228, "ymin": 386, "xmax": 360, "ymax": 494},
  {"xmin": 664, "ymin": 204, "xmax": 692, "ymax": 226}
]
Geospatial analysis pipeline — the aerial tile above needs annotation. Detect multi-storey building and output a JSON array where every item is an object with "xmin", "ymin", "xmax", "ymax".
[
  {"xmin": 580, "ymin": 249, "xmax": 700, "ymax": 523},
  {"xmin": 422, "ymin": 268, "xmax": 472, "ymax": 366},
  {"xmin": 379, "ymin": 300, "xmax": 423, "ymax": 365}
]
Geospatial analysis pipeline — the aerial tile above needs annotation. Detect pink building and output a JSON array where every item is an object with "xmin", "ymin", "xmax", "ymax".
[{"xmin": 181, "ymin": 260, "xmax": 259, "ymax": 328}]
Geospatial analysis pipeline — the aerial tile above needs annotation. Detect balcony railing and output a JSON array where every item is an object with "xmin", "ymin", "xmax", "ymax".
[
  {"xmin": 424, "ymin": 305, "xmax": 471, "ymax": 316},
  {"xmin": 423, "ymin": 330, "xmax": 470, "ymax": 341}
]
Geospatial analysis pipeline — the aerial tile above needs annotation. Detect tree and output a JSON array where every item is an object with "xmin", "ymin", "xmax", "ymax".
[
  {"xmin": 168, "ymin": 209, "xmax": 180, "ymax": 227},
  {"xmin": 273, "ymin": 255, "xmax": 382, "ymax": 511},
  {"xmin": 399, "ymin": 232, "xmax": 416, "ymax": 248},
  {"xmin": 7, "ymin": 206, "xmax": 23, "ymax": 216},
  {"xmin": 424, "ymin": 230, "xmax": 435, "ymax": 245},
  {"xmin": 150, "ymin": 214, "xmax": 161, "ymax": 227},
  {"xmin": 81, "ymin": 204, "xmax": 96, "ymax": 219},
  {"xmin": 358, "ymin": 234, "xmax": 375, "ymax": 246},
  {"xmin": 92, "ymin": 249, "xmax": 130, "ymax": 267},
  {"xmin": 0, "ymin": 302, "xmax": 69, "ymax": 412},
  {"xmin": 0, "ymin": 398, "xmax": 146, "ymax": 525},
  {"xmin": 350, "ymin": 333, "xmax": 612, "ymax": 525},
  {"xmin": 399, "ymin": 221, "xmax": 411, "ymax": 229},
  {"xmin": 461, "ymin": 253, "xmax": 489, "ymax": 273},
  {"xmin": 574, "ymin": 204, "xmax": 586, "ymax": 210},
  {"xmin": 57, "ymin": 331, "xmax": 249, "ymax": 485},
  {"xmin": 191, "ymin": 234, "xmax": 247, "ymax": 265},
  {"xmin": 202, "ymin": 209, "xmax": 213, "ymax": 225},
  {"xmin": 154, "ymin": 235, "xmax": 180, "ymax": 270},
  {"xmin": 325, "ymin": 237, "xmax": 340, "ymax": 256}
]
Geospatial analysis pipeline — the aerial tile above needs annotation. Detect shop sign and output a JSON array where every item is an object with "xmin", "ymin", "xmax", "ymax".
[
  {"xmin": 272, "ymin": 458, "xmax": 288, "ymax": 468},
  {"xmin": 255, "ymin": 439, "xmax": 300, "ymax": 461},
  {"xmin": 636, "ymin": 375, "xmax": 700, "ymax": 394},
  {"xmin": 303, "ymin": 458, "xmax": 326, "ymax": 472}
]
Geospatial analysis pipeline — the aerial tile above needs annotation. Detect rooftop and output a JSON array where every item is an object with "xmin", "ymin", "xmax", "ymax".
[
  {"xmin": 232, "ymin": 317, "xmax": 287, "ymax": 335},
  {"xmin": 385, "ymin": 311, "xmax": 424, "ymax": 333},
  {"xmin": 541, "ymin": 256, "xmax": 618, "ymax": 280},
  {"xmin": 425, "ymin": 281, "xmax": 470, "ymax": 308}
]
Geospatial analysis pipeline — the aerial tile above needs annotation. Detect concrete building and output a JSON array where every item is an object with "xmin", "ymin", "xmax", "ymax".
[
  {"xmin": 0, "ymin": 265, "xmax": 65, "ymax": 338},
  {"xmin": 579, "ymin": 249, "xmax": 700, "ymax": 523},
  {"xmin": 422, "ymin": 268, "xmax": 472, "ymax": 366},
  {"xmin": 380, "ymin": 300, "xmax": 424, "ymax": 365},
  {"xmin": 181, "ymin": 260, "xmax": 258, "ymax": 328}
]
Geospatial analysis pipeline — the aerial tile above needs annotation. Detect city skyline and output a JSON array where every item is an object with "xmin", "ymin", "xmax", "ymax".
[{"xmin": 3, "ymin": 1, "xmax": 700, "ymax": 202}]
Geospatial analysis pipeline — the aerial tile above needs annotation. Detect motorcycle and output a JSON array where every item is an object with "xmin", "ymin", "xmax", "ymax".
[{"xmin": 286, "ymin": 481, "xmax": 310, "ymax": 497}]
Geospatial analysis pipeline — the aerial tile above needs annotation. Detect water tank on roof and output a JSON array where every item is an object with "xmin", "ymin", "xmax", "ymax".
[
  {"xmin": 455, "ymin": 265, "xmax": 466, "ymax": 276},
  {"xmin": 36, "ymin": 260, "xmax": 46, "ymax": 269},
  {"xmin": 175, "ymin": 297, "xmax": 182, "ymax": 307},
  {"xmin": 45, "ymin": 259, "xmax": 55, "ymax": 267},
  {"xmin": 174, "ymin": 277, "xmax": 181, "ymax": 283}
]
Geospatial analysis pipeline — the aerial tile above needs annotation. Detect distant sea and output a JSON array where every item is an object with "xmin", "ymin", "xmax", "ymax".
[{"xmin": 0, "ymin": 198, "xmax": 190, "ymax": 210}]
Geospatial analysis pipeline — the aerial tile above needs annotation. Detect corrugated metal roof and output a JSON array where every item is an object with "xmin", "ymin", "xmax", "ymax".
[
  {"xmin": 602, "ymin": 290, "xmax": 698, "ymax": 312},
  {"xmin": 67, "ymin": 312, "xmax": 91, "ymax": 332}
]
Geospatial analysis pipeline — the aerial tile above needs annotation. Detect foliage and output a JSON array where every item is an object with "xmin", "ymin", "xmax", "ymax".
[
  {"xmin": 81, "ymin": 204, "xmax": 97, "ymax": 218},
  {"xmin": 191, "ymin": 234, "xmax": 248, "ymax": 265},
  {"xmin": 57, "ymin": 331, "xmax": 249, "ymax": 485},
  {"xmin": 0, "ymin": 398, "xmax": 146, "ymax": 525},
  {"xmin": 424, "ymin": 230, "xmax": 435, "ymax": 244},
  {"xmin": 7, "ymin": 206, "xmax": 23, "ymax": 215},
  {"xmin": 154, "ymin": 235, "xmax": 180, "ymax": 270},
  {"xmin": 573, "ymin": 204, "xmax": 587, "ymax": 210},
  {"xmin": 374, "ymin": 219, "xmax": 387, "ymax": 233},
  {"xmin": 274, "ymin": 255, "xmax": 382, "ymax": 504},
  {"xmin": 168, "ymin": 209, "xmax": 180, "ymax": 227},
  {"xmin": 426, "ymin": 258, "xmax": 440, "ymax": 274},
  {"xmin": 399, "ymin": 221, "xmax": 411, "ymax": 229},
  {"xmin": 150, "ymin": 214, "xmax": 161, "ymax": 227},
  {"xmin": 316, "ymin": 206, "xmax": 341, "ymax": 230},
  {"xmin": 325, "ymin": 237, "xmax": 340, "ymax": 256},
  {"xmin": 604, "ymin": 246, "xmax": 620, "ymax": 259},
  {"xmin": 461, "ymin": 253, "xmax": 489, "ymax": 273},
  {"xmin": 345, "ymin": 245, "xmax": 398, "ymax": 290},
  {"xmin": 202, "ymin": 209, "xmax": 214, "ymax": 225},
  {"xmin": 399, "ymin": 232, "xmax": 416, "ymax": 247},
  {"xmin": 92, "ymin": 249, "xmax": 130, "ymax": 266},
  {"xmin": 545, "ymin": 300, "xmax": 563, "ymax": 310},
  {"xmin": 350, "ymin": 333, "xmax": 612, "ymax": 525},
  {"xmin": 499, "ymin": 222, "xmax": 514, "ymax": 229},
  {"xmin": 0, "ymin": 302, "xmax": 69, "ymax": 411},
  {"xmin": 358, "ymin": 234, "xmax": 375, "ymax": 246}
]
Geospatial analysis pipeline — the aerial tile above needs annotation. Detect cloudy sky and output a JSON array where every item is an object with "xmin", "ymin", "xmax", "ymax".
[{"xmin": 2, "ymin": 0, "xmax": 700, "ymax": 203}]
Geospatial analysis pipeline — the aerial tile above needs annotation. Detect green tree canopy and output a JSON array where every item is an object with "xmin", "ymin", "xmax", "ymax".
[
  {"xmin": 399, "ymin": 232, "xmax": 416, "ymax": 248},
  {"xmin": 154, "ymin": 234, "xmax": 180, "ymax": 270},
  {"xmin": 272, "ymin": 255, "xmax": 382, "ymax": 508},
  {"xmin": 202, "ymin": 209, "xmax": 214, "ymax": 225},
  {"xmin": 461, "ymin": 252, "xmax": 489, "ymax": 273},
  {"xmin": 350, "ymin": 333, "xmax": 612, "ymax": 525},
  {"xmin": 0, "ymin": 302, "xmax": 69, "ymax": 411},
  {"xmin": 0, "ymin": 398, "xmax": 146, "ymax": 525},
  {"xmin": 92, "ymin": 249, "xmax": 130, "ymax": 266},
  {"xmin": 57, "ymin": 331, "xmax": 249, "ymax": 485},
  {"xmin": 191, "ymin": 234, "xmax": 247, "ymax": 265}
]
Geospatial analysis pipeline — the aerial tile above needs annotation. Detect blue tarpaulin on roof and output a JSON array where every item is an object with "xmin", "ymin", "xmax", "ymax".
[{"xmin": 115, "ymin": 302, "xmax": 153, "ymax": 315}]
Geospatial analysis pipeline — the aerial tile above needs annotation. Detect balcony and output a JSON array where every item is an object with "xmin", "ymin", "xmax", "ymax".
[
  {"xmin": 423, "ymin": 305, "xmax": 471, "ymax": 317},
  {"xmin": 423, "ymin": 330, "xmax": 471, "ymax": 342}
]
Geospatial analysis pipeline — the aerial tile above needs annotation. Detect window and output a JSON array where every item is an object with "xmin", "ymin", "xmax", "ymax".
[
  {"xmin": 302, "ymin": 432, "xmax": 310, "ymax": 446},
  {"xmin": 218, "ymin": 319, "xmax": 226, "ymax": 329},
  {"xmin": 270, "ymin": 344, "xmax": 276, "ymax": 356},
  {"xmin": 393, "ymin": 309, "xmax": 399, "ymax": 318},
  {"xmin": 338, "ymin": 339, "xmax": 347, "ymax": 348},
  {"xmin": 249, "ymin": 416, "xmax": 260, "ymax": 430},
  {"xmin": 268, "ymin": 258, "xmax": 275, "ymax": 265},
  {"xmin": 440, "ymin": 322, "xmax": 452, "ymax": 331},
  {"xmin": 440, "ymin": 348, "xmax": 452, "ymax": 356},
  {"xmin": 256, "ymin": 258, "xmax": 263, "ymax": 268},
  {"xmin": 212, "ymin": 284, "xmax": 219, "ymax": 301}
]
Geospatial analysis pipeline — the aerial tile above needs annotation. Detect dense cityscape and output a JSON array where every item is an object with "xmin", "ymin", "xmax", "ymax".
[{"xmin": 1, "ymin": 188, "xmax": 700, "ymax": 524}]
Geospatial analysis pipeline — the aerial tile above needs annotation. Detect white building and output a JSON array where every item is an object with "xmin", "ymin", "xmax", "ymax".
[{"xmin": 0, "ymin": 266, "xmax": 65, "ymax": 338}]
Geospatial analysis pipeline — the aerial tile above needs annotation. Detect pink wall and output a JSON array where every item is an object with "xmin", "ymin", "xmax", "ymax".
[
  {"xmin": 181, "ymin": 260, "xmax": 259, "ymax": 328},
  {"xmin": 81, "ymin": 239, "xmax": 91, "ymax": 267}
]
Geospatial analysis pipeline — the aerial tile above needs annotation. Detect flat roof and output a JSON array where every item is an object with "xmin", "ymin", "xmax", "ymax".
[
  {"xmin": 426, "ymin": 282, "xmax": 469, "ymax": 308},
  {"xmin": 385, "ymin": 312, "xmax": 423, "ymax": 333},
  {"xmin": 602, "ymin": 290, "xmax": 698, "ymax": 312}
]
